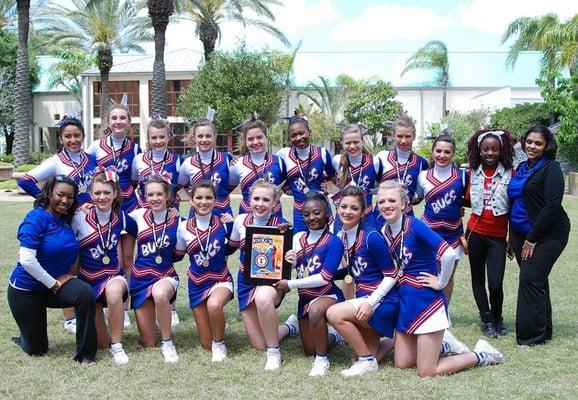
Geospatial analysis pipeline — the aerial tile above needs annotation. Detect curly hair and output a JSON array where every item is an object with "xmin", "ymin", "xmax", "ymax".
[
  {"xmin": 467, "ymin": 129, "xmax": 514, "ymax": 170},
  {"xmin": 34, "ymin": 175, "xmax": 78, "ymax": 223}
]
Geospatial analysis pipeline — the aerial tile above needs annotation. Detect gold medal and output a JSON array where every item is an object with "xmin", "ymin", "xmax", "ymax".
[
  {"xmin": 202, "ymin": 259, "xmax": 210, "ymax": 267},
  {"xmin": 303, "ymin": 186, "xmax": 309, "ymax": 194},
  {"xmin": 102, "ymin": 255, "xmax": 111, "ymax": 265},
  {"xmin": 155, "ymin": 255, "xmax": 163, "ymax": 264},
  {"xmin": 344, "ymin": 274, "xmax": 353, "ymax": 284}
]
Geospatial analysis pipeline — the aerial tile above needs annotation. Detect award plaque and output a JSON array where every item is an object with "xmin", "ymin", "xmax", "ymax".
[{"xmin": 243, "ymin": 225, "xmax": 292, "ymax": 285}]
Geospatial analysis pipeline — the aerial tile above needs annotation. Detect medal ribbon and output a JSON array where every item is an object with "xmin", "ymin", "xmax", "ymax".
[
  {"xmin": 192, "ymin": 216, "xmax": 213, "ymax": 263},
  {"xmin": 94, "ymin": 208, "xmax": 114, "ymax": 258},
  {"xmin": 151, "ymin": 210, "xmax": 169, "ymax": 257},
  {"xmin": 300, "ymin": 229, "xmax": 328, "ymax": 277},
  {"xmin": 293, "ymin": 146, "xmax": 312, "ymax": 190},
  {"xmin": 197, "ymin": 149, "xmax": 216, "ymax": 181}
]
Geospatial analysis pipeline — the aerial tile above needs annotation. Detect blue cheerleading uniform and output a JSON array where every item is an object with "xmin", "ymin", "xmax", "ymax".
[
  {"xmin": 292, "ymin": 230, "xmax": 345, "ymax": 320},
  {"xmin": 417, "ymin": 165, "xmax": 467, "ymax": 249},
  {"xmin": 178, "ymin": 150, "xmax": 234, "ymax": 218},
  {"xmin": 228, "ymin": 213, "xmax": 288, "ymax": 312},
  {"xmin": 374, "ymin": 149, "xmax": 428, "ymax": 230},
  {"xmin": 71, "ymin": 206, "xmax": 128, "ymax": 303},
  {"xmin": 131, "ymin": 149, "xmax": 182, "ymax": 208},
  {"xmin": 174, "ymin": 214, "xmax": 233, "ymax": 309},
  {"xmin": 276, "ymin": 145, "xmax": 335, "ymax": 233},
  {"xmin": 125, "ymin": 208, "xmax": 181, "ymax": 309},
  {"xmin": 86, "ymin": 136, "xmax": 141, "ymax": 212},
  {"xmin": 228, "ymin": 151, "xmax": 286, "ymax": 217},
  {"xmin": 18, "ymin": 150, "xmax": 97, "ymax": 205},
  {"xmin": 381, "ymin": 216, "xmax": 451, "ymax": 334},
  {"xmin": 331, "ymin": 153, "xmax": 381, "ymax": 231},
  {"xmin": 336, "ymin": 226, "xmax": 400, "ymax": 338}
]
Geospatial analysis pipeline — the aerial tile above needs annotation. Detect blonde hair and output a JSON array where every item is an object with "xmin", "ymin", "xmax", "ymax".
[
  {"xmin": 184, "ymin": 118, "xmax": 216, "ymax": 146},
  {"xmin": 377, "ymin": 180, "xmax": 409, "ymax": 206},
  {"xmin": 393, "ymin": 111, "xmax": 416, "ymax": 135},
  {"xmin": 250, "ymin": 179, "xmax": 280, "ymax": 202}
]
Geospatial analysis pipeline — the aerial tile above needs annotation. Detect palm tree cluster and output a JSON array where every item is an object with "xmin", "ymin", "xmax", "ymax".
[{"xmin": 7, "ymin": 0, "xmax": 290, "ymax": 165}]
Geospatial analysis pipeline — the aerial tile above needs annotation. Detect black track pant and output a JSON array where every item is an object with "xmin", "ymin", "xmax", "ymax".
[
  {"xmin": 467, "ymin": 231, "xmax": 506, "ymax": 323},
  {"xmin": 511, "ymin": 230, "xmax": 568, "ymax": 346},
  {"xmin": 7, "ymin": 278, "xmax": 97, "ymax": 362}
]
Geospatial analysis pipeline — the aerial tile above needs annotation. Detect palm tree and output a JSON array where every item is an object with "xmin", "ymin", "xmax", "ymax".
[
  {"xmin": 298, "ymin": 75, "xmax": 352, "ymax": 124},
  {"xmin": 41, "ymin": 0, "xmax": 152, "ymax": 117},
  {"xmin": 47, "ymin": 49, "xmax": 95, "ymax": 106},
  {"xmin": 12, "ymin": 0, "xmax": 31, "ymax": 166},
  {"xmin": 401, "ymin": 40, "xmax": 449, "ymax": 116},
  {"xmin": 177, "ymin": 0, "xmax": 290, "ymax": 60},
  {"xmin": 148, "ymin": 0, "xmax": 174, "ymax": 118}
]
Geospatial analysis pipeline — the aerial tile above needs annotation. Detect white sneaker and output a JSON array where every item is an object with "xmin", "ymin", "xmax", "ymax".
[
  {"xmin": 64, "ymin": 318, "xmax": 76, "ymax": 334},
  {"xmin": 161, "ymin": 341, "xmax": 179, "ymax": 363},
  {"xmin": 308, "ymin": 357, "xmax": 330, "ymax": 377},
  {"xmin": 264, "ymin": 352, "xmax": 281, "ymax": 371},
  {"xmin": 211, "ymin": 342, "xmax": 228, "ymax": 362},
  {"xmin": 123, "ymin": 310, "xmax": 131, "ymax": 329},
  {"xmin": 283, "ymin": 314, "xmax": 299, "ymax": 337},
  {"xmin": 328, "ymin": 325, "xmax": 345, "ymax": 346},
  {"xmin": 171, "ymin": 310, "xmax": 180, "ymax": 327},
  {"xmin": 474, "ymin": 339, "xmax": 504, "ymax": 366},
  {"xmin": 341, "ymin": 358, "xmax": 378, "ymax": 376},
  {"xmin": 441, "ymin": 330, "xmax": 470, "ymax": 355},
  {"xmin": 109, "ymin": 344, "xmax": 129, "ymax": 366}
]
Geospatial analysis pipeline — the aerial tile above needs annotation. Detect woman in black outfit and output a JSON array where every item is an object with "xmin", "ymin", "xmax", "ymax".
[{"xmin": 507, "ymin": 125, "xmax": 570, "ymax": 345}]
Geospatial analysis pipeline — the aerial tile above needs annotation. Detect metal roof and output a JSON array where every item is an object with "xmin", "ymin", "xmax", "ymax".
[{"xmin": 81, "ymin": 48, "xmax": 203, "ymax": 76}]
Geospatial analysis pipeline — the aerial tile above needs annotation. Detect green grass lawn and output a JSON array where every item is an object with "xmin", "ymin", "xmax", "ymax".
[{"xmin": 1, "ymin": 198, "xmax": 577, "ymax": 399}]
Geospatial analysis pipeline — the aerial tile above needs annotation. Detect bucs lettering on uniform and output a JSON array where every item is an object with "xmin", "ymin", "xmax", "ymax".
[
  {"xmin": 131, "ymin": 150, "xmax": 182, "ymax": 208},
  {"xmin": 86, "ymin": 136, "xmax": 141, "ymax": 212}
]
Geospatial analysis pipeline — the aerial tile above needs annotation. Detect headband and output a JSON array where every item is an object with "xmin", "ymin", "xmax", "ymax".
[{"xmin": 478, "ymin": 130, "xmax": 504, "ymax": 145}]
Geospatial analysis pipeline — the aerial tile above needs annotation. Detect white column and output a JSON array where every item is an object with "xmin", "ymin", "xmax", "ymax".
[
  {"xmin": 139, "ymin": 78, "xmax": 149, "ymax": 149},
  {"xmin": 82, "ymin": 75, "xmax": 92, "ymax": 147}
]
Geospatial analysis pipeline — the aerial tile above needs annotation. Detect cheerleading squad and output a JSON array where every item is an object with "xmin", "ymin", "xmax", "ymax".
[{"xmin": 7, "ymin": 105, "xmax": 570, "ymax": 378}]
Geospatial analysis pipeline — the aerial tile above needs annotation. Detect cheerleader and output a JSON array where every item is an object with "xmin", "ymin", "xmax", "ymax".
[
  {"xmin": 227, "ymin": 180, "xmax": 291, "ymax": 371},
  {"xmin": 18, "ymin": 117, "xmax": 96, "ymax": 205},
  {"xmin": 331, "ymin": 124, "xmax": 381, "ymax": 231},
  {"xmin": 174, "ymin": 180, "xmax": 233, "ymax": 362},
  {"xmin": 132, "ymin": 118, "xmax": 182, "ymax": 208},
  {"xmin": 325, "ymin": 186, "xmax": 399, "ymax": 376},
  {"xmin": 276, "ymin": 115, "xmax": 335, "ymax": 233},
  {"xmin": 124, "ymin": 174, "xmax": 181, "ymax": 363},
  {"xmin": 86, "ymin": 104, "xmax": 141, "ymax": 213},
  {"xmin": 416, "ymin": 135, "xmax": 467, "ymax": 304},
  {"xmin": 18, "ymin": 117, "xmax": 97, "ymax": 334},
  {"xmin": 177, "ymin": 118, "xmax": 233, "ymax": 219},
  {"xmin": 71, "ymin": 169, "xmax": 129, "ymax": 365},
  {"xmin": 374, "ymin": 113, "xmax": 428, "ymax": 231},
  {"xmin": 377, "ymin": 181, "xmax": 503, "ymax": 377},
  {"xmin": 228, "ymin": 117, "xmax": 286, "ymax": 217},
  {"xmin": 273, "ymin": 191, "xmax": 345, "ymax": 377},
  {"xmin": 464, "ymin": 130, "xmax": 515, "ymax": 337}
]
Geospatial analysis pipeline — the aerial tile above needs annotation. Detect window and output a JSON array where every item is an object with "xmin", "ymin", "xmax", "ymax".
[
  {"xmin": 148, "ymin": 80, "xmax": 190, "ymax": 117},
  {"xmin": 93, "ymin": 81, "xmax": 140, "ymax": 118}
]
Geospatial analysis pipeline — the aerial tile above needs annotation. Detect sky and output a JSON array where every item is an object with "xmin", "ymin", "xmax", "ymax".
[{"xmin": 160, "ymin": 0, "xmax": 577, "ymax": 54}]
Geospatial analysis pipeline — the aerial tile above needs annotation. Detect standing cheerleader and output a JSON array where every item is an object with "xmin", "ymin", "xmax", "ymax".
[
  {"xmin": 377, "ymin": 181, "xmax": 503, "ymax": 377},
  {"xmin": 132, "ymin": 118, "xmax": 182, "ymax": 208},
  {"xmin": 464, "ymin": 130, "xmax": 515, "ymax": 337},
  {"xmin": 71, "ymin": 169, "xmax": 130, "ymax": 365},
  {"xmin": 227, "ymin": 180, "xmax": 290, "ymax": 371},
  {"xmin": 276, "ymin": 115, "xmax": 335, "ymax": 233},
  {"xmin": 416, "ymin": 135, "xmax": 467, "ymax": 304},
  {"xmin": 174, "ymin": 180, "xmax": 233, "ymax": 362},
  {"xmin": 18, "ymin": 117, "xmax": 96, "ymax": 206},
  {"xmin": 331, "ymin": 125, "xmax": 381, "ymax": 230},
  {"xmin": 125, "ymin": 174, "xmax": 181, "ymax": 363},
  {"xmin": 86, "ymin": 104, "xmax": 141, "ymax": 213},
  {"xmin": 177, "ymin": 118, "xmax": 233, "ymax": 219},
  {"xmin": 374, "ymin": 114, "xmax": 428, "ymax": 231},
  {"xmin": 274, "ymin": 191, "xmax": 345, "ymax": 377},
  {"xmin": 228, "ymin": 117, "xmax": 286, "ymax": 217},
  {"xmin": 326, "ymin": 186, "xmax": 400, "ymax": 376},
  {"xmin": 18, "ymin": 117, "xmax": 97, "ymax": 334}
]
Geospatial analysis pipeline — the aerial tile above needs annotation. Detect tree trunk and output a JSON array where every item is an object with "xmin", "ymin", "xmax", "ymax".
[
  {"xmin": 149, "ymin": 1, "xmax": 173, "ymax": 118},
  {"xmin": 442, "ymin": 72, "xmax": 449, "ymax": 117},
  {"xmin": 97, "ymin": 48, "xmax": 113, "ymax": 122},
  {"xmin": 200, "ymin": 21, "xmax": 217, "ymax": 61},
  {"xmin": 13, "ymin": 0, "xmax": 31, "ymax": 167}
]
